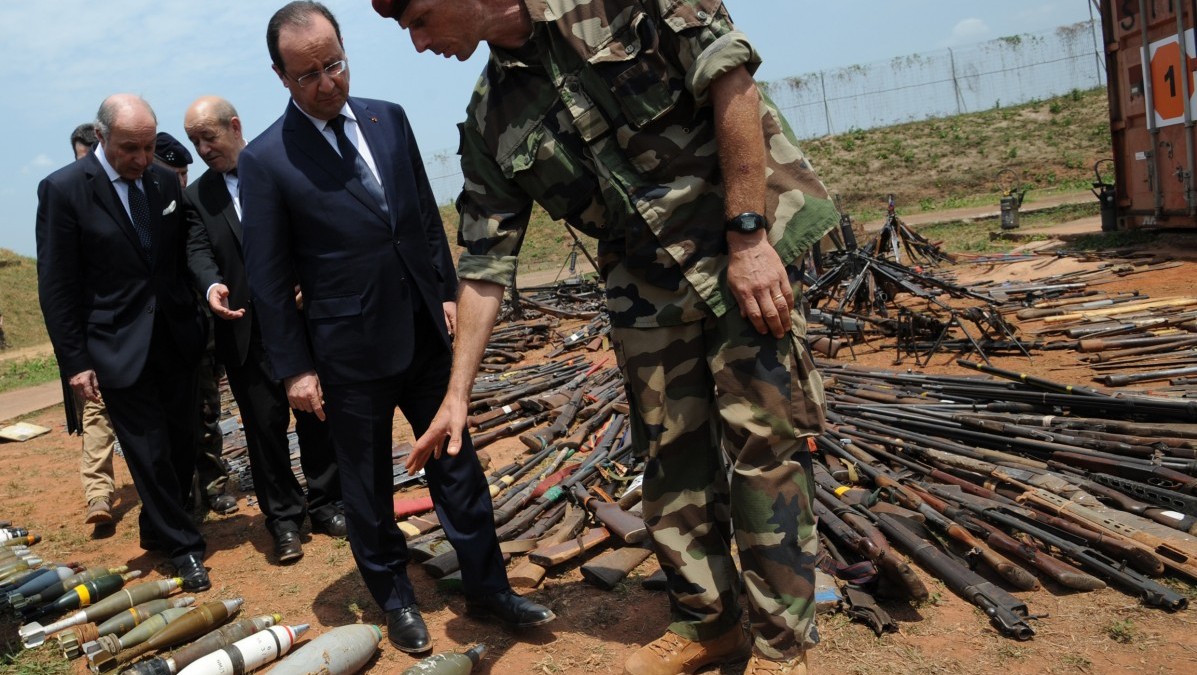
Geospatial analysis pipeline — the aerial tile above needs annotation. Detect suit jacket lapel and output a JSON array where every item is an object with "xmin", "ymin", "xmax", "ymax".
[
  {"xmin": 202, "ymin": 171, "xmax": 242, "ymax": 245},
  {"xmin": 86, "ymin": 156, "xmax": 150, "ymax": 267},
  {"xmin": 283, "ymin": 100, "xmax": 389, "ymax": 226}
]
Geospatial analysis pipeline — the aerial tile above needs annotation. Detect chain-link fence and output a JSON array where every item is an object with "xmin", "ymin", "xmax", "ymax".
[{"xmin": 425, "ymin": 20, "xmax": 1106, "ymax": 205}]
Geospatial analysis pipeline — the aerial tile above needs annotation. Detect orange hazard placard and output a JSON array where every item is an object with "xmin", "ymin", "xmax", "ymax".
[
  {"xmin": 1151, "ymin": 40, "xmax": 1186, "ymax": 121},
  {"xmin": 1149, "ymin": 32, "xmax": 1197, "ymax": 127}
]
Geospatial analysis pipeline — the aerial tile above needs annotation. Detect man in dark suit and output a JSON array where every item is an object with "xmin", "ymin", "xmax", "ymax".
[
  {"xmin": 183, "ymin": 95, "xmax": 345, "ymax": 565},
  {"xmin": 240, "ymin": 1, "xmax": 553, "ymax": 654},
  {"xmin": 36, "ymin": 94, "xmax": 211, "ymax": 592}
]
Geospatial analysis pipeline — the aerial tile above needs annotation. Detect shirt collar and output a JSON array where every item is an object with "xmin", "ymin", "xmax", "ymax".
[
  {"xmin": 94, "ymin": 143, "xmax": 125, "ymax": 184},
  {"xmin": 291, "ymin": 99, "xmax": 358, "ymax": 133}
]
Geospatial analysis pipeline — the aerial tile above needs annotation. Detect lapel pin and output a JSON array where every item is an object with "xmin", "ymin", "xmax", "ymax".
[{"xmin": 370, "ymin": 116, "xmax": 378, "ymax": 123}]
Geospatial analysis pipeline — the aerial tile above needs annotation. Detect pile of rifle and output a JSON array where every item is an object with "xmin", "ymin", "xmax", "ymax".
[
  {"xmin": 478, "ymin": 317, "xmax": 561, "ymax": 370},
  {"xmin": 507, "ymin": 279, "xmax": 604, "ymax": 322},
  {"xmin": 393, "ymin": 355, "xmax": 655, "ymax": 593},
  {"xmin": 812, "ymin": 358, "xmax": 1196, "ymax": 640},
  {"xmin": 806, "ymin": 248, "xmax": 1027, "ymax": 365},
  {"xmin": 861, "ymin": 195, "xmax": 955, "ymax": 268},
  {"xmin": 1012, "ymin": 291, "xmax": 1197, "ymax": 390},
  {"xmin": 498, "ymin": 281, "xmax": 610, "ymax": 361},
  {"xmin": 803, "ymin": 197, "xmax": 1040, "ymax": 364}
]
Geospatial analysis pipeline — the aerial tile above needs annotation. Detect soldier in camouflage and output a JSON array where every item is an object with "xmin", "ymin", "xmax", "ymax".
[{"xmin": 375, "ymin": 1, "xmax": 836, "ymax": 673}]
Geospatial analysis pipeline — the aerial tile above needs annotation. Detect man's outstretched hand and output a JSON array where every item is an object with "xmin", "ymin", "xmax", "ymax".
[{"xmin": 408, "ymin": 397, "xmax": 468, "ymax": 474}]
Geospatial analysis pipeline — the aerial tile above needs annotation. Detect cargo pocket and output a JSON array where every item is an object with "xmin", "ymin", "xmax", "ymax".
[
  {"xmin": 496, "ymin": 120, "xmax": 606, "ymax": 237},
  {"xmin": 588, "ymin": 11, "xmax": 678, "ymax": 129},
  {"xmin": 789, "ymin": 328, "xmax": 826, "ymax": 437}
]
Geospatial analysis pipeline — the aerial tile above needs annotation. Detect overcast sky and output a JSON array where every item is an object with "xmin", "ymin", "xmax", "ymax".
[{"xmin": 0, "ymin": 0, "xmax": 1097, "ymax": 257}]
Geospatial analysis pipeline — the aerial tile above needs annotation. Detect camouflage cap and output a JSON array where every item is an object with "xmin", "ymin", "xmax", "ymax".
[
  {"xmin": 371, "ymin": 0, "xmax": 412, "ymax": 20},
  {"xmin": 154, "ymin": 132, "xmax": 192, "ymax": 167}
]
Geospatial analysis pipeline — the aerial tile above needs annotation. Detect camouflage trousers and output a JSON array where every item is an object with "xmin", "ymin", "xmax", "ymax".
[{"xmin": 611, "ymin": 286, "xmax": 826, "ymax": 660}]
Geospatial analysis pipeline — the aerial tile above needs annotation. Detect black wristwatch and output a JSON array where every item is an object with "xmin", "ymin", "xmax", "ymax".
[{"xmin": 725, "ymin": 212, "xmax": 767, "ymax": 234}]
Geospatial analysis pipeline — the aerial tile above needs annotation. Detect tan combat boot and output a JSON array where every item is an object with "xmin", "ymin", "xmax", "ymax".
[
  {"xmin": 623, "ymin": 625, "xmax": 750, "ymax": 675},
  {"xmin": 744, "ymin": 651, "xmax": 808, "ymax": 675},
  {"xmin": 85, "ymin": 497, "xmax": 112, "ymax": 525}
]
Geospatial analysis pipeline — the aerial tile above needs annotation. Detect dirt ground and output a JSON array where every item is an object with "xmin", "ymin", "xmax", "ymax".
[{"xmin": 4, "ymin": 235, "xmax": 1197, "ymax": 674}]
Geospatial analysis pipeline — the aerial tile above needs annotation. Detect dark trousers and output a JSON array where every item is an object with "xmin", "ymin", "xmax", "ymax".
[
  {"xmin": 224, "ymin": 326, "xmax": 340, "ymax": 538},
  {"xmin": 101, "ymin": 318, "xmax": 204, "ymax": 563},
  {"xmin": 192, "ymin": 313, "xmax": 230, "ymax": 506},
  {"xmin": 321, "ymin": 317, "xmax": 508, "ymax": 612}
]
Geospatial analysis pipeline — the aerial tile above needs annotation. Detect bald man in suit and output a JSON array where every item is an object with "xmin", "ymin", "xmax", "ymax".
[
  {"xmin": 184, "ymin": 95, "xmax": 344, "ymax": 565},
  {"xmin": 37, "ymin": 94, "xmax": 211, "ymax": 591}
]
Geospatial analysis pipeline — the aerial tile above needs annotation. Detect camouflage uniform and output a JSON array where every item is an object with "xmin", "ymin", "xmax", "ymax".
[{"xmin": 455, "ymin": 0, "xmax": 835, "ymax": 659}]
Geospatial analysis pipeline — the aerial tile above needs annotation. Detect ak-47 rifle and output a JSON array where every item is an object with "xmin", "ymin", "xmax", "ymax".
[
  {"xmin": 854, "ymin": 503, "xmax": 1038, "ymax": 640},
  {"xmin": 824, "ymin": 431, "xmax": 1104, "ymax": 591},
  {"xmin": 1018, "ymin": 487, "xmax": 1197, "ymax": 582},
  {"xmin": 812, "ymin": 490, "xmax": 928, "ymax": 600},
  {"xmin": 921, "ymin": 483, "xmax": 1187, "ymax": 611},
  {"xmin": 819, "ymin": 437, "xmax": 1040, "ymax": 591}
]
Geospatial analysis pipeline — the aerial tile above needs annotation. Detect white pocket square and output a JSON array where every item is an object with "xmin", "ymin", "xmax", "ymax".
[{"xmin": 162, "ymin": 200, "xmax": 176, "ymax": 216}]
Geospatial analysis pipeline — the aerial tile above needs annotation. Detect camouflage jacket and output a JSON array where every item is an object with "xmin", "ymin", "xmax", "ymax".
[{"xmin": 456, "ymin": 0, "xmax": 837, "ymax": 327}]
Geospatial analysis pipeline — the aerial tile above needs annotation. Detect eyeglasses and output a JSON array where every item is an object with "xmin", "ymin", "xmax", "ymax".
[{"xmin": 290, "ymin": 60, "xmax": 347, "ymax": 88}]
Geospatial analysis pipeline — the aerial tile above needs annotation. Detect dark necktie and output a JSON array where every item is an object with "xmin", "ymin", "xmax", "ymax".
[
  {"xmin": 328, "ymin": 115, "xmax": 389, "ymax": 216},
  {"xmin": 125, "ymin": 178, "xmax": 154, "ymax": 259}
]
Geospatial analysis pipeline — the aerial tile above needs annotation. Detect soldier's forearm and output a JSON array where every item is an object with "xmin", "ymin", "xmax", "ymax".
[
  {"xmin": 445, "ymin": 279, "xmax": 505, "ymax": 404},
  {"xmin": 710, "ymin": 65, "xmax": 766, "ymax": 222}
]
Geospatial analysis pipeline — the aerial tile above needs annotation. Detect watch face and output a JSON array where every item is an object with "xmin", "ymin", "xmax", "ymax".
[{"xmin": 728, "ymin": 213, "xmax": 765, "ymax": 232}]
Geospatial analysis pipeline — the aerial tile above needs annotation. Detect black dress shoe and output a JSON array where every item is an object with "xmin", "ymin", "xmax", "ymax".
[
  {"xmin": 311, "ymin": 512, "xmax": 347, "ymax": 538},
  {"xmin": 209, "ymin": 494, "xmax": 239, "ymax": 515},
  {"xmin": 174, "ymin": 554, "xmax": 211, "ymax": 592},
  {"xmin": 273, "ymin": 531, "xmax": 303, "ymax": 564},
  {"xmin": 465, "ymin": 590, "xmax": 555, "ymax": 628},
  {"xmin": 386, "ymin": 605, "xmax": 431, "ymax": 653}
]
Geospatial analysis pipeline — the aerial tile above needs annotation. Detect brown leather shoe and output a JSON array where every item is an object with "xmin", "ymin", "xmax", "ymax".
[
  {"xmin": 744, "ymin": 652, "xmax": 808, "ymax": 675},
  {"xmin": 85, "ymin": 498, "xmax": 112, "ymax": 525},
  {"xmin": 623, "ymin": 625, "xmax": 750, "ymax": 675}
]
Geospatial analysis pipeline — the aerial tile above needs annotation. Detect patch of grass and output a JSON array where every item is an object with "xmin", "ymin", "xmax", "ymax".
[
  {"xmin": 1015, "ymin": 201, "xmax": 1101, "ymax": 227},
  {"xmin": 915, "ymin": 590, "xmax": 944, "ymax": 608},
  {"xmin": 531, "ymin": 654, "xmax": 565, "ymax": 673},
  {"xmin": 996, "ymin": 643, "xmax": 1028, "ymax": 661},
  {"xmin": 806, "ymin": 87, "xmax": 1110, "ymax": 223},
  {"xmin": 1059, "ymin": 653, "xmax": 1093, "ymax": 672},
  {"xmin": 1064, "ymin": 230, "xmax": 1159, "ymax": 251},
  {"xmin": 919, "ymin": 219, "xmax": 1015, "ymax": 253},
  {"xmin": 1, "ymin": 644, "xmax": 72, "ymax": 675},
  {"xmin": 0, "ymin": 355, "xmax": 58, "ymax": 394},
  {"xmin": 0, "ymin": 249, "xmax": 48, "ymax": 350},
  {"xmin": 1105, "ymin": 617, "xmax": 1137, "ymax": 643}
]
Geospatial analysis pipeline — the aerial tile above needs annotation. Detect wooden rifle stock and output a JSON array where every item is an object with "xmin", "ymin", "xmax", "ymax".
[
  {"xmin": 528, "ymin": 526, "xmax": 610, "ymax": 567},
  {"xmin": 510, "ymin": 506, "xmax": 587, "ymax": 589},
  {"xmin": 581, "ymin": 546, "xmax": 654, "ymax": 590},
  {"xmin": 570, "ymin": 484, "xmax": 647, "ymax": 545},
  {"xmin": 908, "ymin": 483, "xmax": 1104, "ymax": 591}
]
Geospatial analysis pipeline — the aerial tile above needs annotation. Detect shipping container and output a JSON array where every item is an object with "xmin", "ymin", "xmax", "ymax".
[{"xmin": 1101, "ymin": 0, "xmax": 1197, "ymax": 229}]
